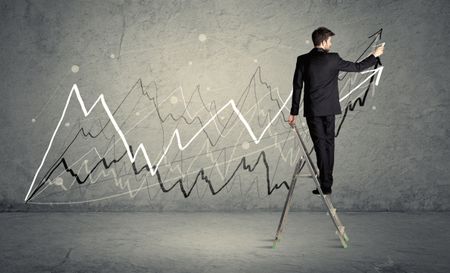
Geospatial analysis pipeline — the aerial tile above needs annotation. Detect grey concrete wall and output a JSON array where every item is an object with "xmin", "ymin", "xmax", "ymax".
[{"xmin": 1, "ymin": 0, "xmax": 449, "ymax": 211}]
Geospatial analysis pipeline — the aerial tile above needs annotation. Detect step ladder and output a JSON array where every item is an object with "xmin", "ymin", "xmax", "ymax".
[{"xmin": 272, "ymin": 123, "xmax": 349, "ymax": 249}]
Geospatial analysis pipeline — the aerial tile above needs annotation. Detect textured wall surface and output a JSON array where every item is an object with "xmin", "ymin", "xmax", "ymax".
[{"xmin": 0, "ymin": 0, "xmax": 449, "ymax": 211}]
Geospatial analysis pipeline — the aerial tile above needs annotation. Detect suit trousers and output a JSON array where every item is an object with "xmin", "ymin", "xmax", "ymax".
[{"xmin": 305, "ymin": 115, "xmax": 335, "ymax": 190}]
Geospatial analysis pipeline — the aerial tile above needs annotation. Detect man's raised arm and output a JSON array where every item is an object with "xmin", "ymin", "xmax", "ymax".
[
  {"xmin": 336, "ymin": 53, "xmax": 378, "ymax": 72},
  {"xmin": 336, "ymin": 44, "xmax": 384, "ymax": 72}
]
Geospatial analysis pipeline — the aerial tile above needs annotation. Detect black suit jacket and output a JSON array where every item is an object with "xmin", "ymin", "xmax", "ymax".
[{"xmin": 290, "ymin": 47, "xmax": 379, "ymax": 117}]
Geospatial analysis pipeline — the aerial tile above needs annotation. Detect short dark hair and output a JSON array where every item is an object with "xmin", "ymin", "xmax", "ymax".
[{"xmin": 312, "ymin": 27, "xmax": 335, "ymax": 46}]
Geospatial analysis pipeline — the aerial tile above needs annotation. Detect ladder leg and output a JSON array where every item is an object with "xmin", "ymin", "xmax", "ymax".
[
  {"xmin": 314, "ymin": 178, "xmax": 348, "ymax": 248},
  {"xmin": 324, "ymin": 196, "xmax": 349, "ymax": 241},
  {"xmin": 273, "ymin": 159, "xmax": 303, "ymax": 248},
  {"xmin": 273, "ymin": 180, "xmax": 296, "ymax": 248},
  {"xmin": 319, "ymin": 187, "xmax": 348, "ymax": 248}
]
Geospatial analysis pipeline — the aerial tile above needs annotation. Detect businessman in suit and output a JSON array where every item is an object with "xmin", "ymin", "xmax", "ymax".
[{"xmin": 287, "ymin": 27, "xmax": 384, "ymax": 195}]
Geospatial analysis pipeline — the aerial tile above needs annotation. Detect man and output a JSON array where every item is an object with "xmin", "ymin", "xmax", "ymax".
[{"xmin": 287, "ymin": 27, "xmax": 384, "ymax": 195}]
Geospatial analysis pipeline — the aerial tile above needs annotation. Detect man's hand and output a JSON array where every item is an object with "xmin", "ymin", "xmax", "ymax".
[
  {"xmin": 288, "ymin": 114, "xmax": 296, "ymax": 126},
  {"xmin": 372, "ymin": 43, "xmax": 385, "ymax": 57}
]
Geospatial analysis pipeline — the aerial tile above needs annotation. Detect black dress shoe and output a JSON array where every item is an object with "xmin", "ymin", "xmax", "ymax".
[{"xmin": 312, "ymin": 187, "xmax": 332, "ymax": 195}]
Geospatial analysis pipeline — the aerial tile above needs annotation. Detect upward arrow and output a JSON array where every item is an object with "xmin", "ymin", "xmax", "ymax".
[{"xmin": 339, "ymin": 66, "xmax": 384, "ymax": 102}]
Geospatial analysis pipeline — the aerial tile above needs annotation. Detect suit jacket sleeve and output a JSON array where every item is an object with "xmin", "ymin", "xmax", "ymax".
[
  {"xmin": 336, "ymin": 53, "xmax": 378, "ymax": 72},
  {"xmin": 290, "ymin": 57, "xmax": 303, "ymax": 116}
]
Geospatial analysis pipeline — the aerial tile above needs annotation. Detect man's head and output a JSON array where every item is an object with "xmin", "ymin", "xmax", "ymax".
[{"xmin": 312, "ymin": 27, "xmax": 335, "ymax": 52}]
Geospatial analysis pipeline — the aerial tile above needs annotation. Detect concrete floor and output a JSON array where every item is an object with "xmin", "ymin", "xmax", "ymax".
[{"xmin": 0, "ymin": 211, "xmax": 449, "ymax": 273}]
